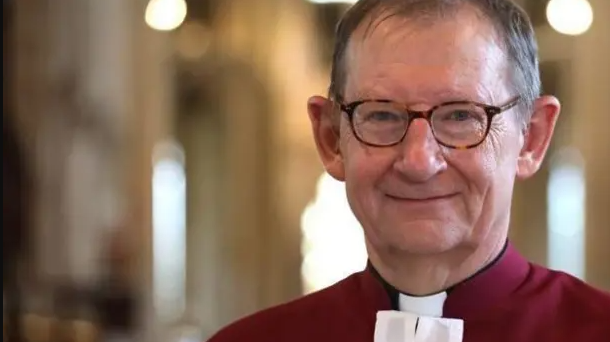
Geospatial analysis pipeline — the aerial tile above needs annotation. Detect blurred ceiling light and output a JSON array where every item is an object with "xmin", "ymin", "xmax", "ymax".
[
  {"xmin": 307, "ymin": 0, "xmax": 358, "ymax": 4},
  {"xmin": 546, "ymin": 0, "xmax": 593, "ymax": 36},
  {"xmin": 145, "ymin": 0, "xmax": 188, "ymax": 31}
]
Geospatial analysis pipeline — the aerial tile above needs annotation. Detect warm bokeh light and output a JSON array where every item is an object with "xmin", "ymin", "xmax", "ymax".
[
  {"xmin": 145, "ymin": 0, "xmax": 187, "ymax": 31},
  {"xmin": 546, "ymin": 0, "xmax": 593, "ymax": 36},
  {"xmin": 301, "ymin": 173, "xmax": 367, "ymax": 294}
]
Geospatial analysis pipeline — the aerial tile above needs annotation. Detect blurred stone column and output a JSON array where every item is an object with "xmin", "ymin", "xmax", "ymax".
[
  {"xmin": 14, "ymin": 0, "xmax": 125, "ymax": 296},
  {"xmin": 58, "ymin": 0, "xmax": 133, "ymax": 291},
  {"xmin": 192, "ymin": 0, "xmax": 279, "ymax": 328},
  {"xmin": 181, "ymin": 0, "xmax": 326, "ymax": 337},
  {"xmin": 14, "ymin": 0, "xmax": 72, "ymax": 316},
  {"xmin": 572, "ymin": 0, "xmax": 610, "ymax": 290},
  {"xmin": 42, "ymin": 0, "xmax": 138, "ymax": 326}
]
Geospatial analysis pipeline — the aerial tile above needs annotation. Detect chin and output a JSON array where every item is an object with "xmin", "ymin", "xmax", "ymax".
[{"xmin": 379, "ymin": 220, "xmax": 466, "ymax": 255}]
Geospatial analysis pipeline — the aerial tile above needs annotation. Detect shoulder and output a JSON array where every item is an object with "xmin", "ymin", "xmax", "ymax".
[
  {"xmin": 528, "ymin": 264, "xmax": 610, "ymax": 320},
  {"xmin": 554, "ymin": 271, "xmax": 610, "ymax": 318},
  {"xmin": 206, "ymin": 272, "xmax": 365, "ymax": 342}
]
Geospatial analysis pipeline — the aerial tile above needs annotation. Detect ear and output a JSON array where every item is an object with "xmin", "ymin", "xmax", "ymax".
[
  {"xmin": 516, "ymin": 95, "xmax": 561, "ymax": 179},
  {"xmin": 307, "ymin": 95, "xmax": 345, "ymax": 181}
]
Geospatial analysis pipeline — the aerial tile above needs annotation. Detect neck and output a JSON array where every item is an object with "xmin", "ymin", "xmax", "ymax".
[{"xmin": 367, "ymin": 237, "xmax": 507, "ymax": 296}]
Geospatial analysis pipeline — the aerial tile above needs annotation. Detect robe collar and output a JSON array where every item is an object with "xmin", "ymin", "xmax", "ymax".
[{"xmin": 361, "ymin": 242, "xmax": 531, "ymax": 320}]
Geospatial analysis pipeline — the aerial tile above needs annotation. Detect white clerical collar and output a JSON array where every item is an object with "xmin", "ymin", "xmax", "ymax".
[
  {"xmin": 398, "ymin": 291, "xmax": 447, "ymax": 317},
  {"xmin": 375, "ymin": 292, "xmax": 463, "ymax": 341}
]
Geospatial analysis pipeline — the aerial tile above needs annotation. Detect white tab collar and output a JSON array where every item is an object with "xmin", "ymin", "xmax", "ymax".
[
  {"xmin": 375, "ymin": 292, "xmax": 463, "ymax": 341},
  {"xmin": 398, "ymin": 291, "xmax": 447, "ymax": 317}
]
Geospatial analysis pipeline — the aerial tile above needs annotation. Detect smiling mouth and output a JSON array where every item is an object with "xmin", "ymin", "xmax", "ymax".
[{"xmin": 386, "ymin": 193, "xmax": 457, "ymax": 203}]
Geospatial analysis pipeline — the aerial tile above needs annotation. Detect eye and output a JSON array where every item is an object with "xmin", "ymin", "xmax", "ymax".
[
  {"xmin": 434, "ymin": 105, "xmax": 486, "ymax": 125},
  {"xmin": 364, "ymin": 110, "xmax": 402, "ymax": 122},
  {"xmin": 447, "ymin": 110, "xmax": 475, "ymax": 121}
]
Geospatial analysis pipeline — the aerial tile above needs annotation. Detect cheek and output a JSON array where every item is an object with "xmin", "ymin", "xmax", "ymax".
[
  {"xmin": 476, "ymin": 145, "xmax": 500, "ymax": 179},
  {"xmin": 341, "ymin": 137, "xmax": 397, "ymax": 218},
  {"xmin": 342, "ymin": 148, "xmax": 390, "ymax": 230},
  {"xmin": 343, "ymin": 148, "xmax": 382, "ymax": 190},
  {"xmin": 447, "ymin": 133, "xmax": 520, "ymax": 208},
  {"xmin": 446, "ymin": 147, "xmax": 497, "ymax": 193},
  {"xmin": 342, "ymin": 137, "xmax": 394, "ymax": 185}
]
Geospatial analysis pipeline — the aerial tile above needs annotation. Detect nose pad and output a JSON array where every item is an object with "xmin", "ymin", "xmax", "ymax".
[{"xmin": 393, "ymin": 119, "xmax": 447, "ymax": 182}]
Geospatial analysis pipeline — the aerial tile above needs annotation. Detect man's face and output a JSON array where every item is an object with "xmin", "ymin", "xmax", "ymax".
[{"xmin": 308, "ymin": 10, "xmax": 558, "ymax": 256}]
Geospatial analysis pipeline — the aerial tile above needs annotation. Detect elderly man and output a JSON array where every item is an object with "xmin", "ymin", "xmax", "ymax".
[{"xmin": 208, "ymin": 0, "xmax": 610, "ymax": 341}]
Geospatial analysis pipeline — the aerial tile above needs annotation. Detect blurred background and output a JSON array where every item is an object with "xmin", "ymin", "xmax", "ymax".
[{"xmin": 3, "ymin": 0, "xmax": 609, "ymax": 341}]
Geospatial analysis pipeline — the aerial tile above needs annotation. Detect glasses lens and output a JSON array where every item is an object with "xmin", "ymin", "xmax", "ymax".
[
  {"xmin": 352, "ymin": 101, "xmax": 408, "ymax": 146},
  {"xmin": 431, "ymin": 103, "xmax": 488, "ymax": 147}
]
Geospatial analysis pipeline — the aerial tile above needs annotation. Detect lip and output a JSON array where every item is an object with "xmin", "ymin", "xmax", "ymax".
[{"xmin": 385, "ymin": 193, "xmax": 458, "ymax": 204}]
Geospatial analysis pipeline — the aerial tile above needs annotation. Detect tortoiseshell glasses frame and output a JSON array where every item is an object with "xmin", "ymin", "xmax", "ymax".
[{"xmin": 338, "ymin": 96, "xmax": 522, "ymax": 149}]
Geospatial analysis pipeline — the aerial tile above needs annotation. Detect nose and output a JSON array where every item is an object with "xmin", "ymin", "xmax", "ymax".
[{"xmin": 393, "ymin": 119, "xmax": 447, "ymax": 182}]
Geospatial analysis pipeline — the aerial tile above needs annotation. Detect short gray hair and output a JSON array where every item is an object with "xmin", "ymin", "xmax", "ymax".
[{"xmin": 329, "ymin": 0, "xmax": 541, "ymax": 118}]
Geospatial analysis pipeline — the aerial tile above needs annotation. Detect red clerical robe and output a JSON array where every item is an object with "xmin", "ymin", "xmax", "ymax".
[{"xmin": 208, "ymin": 244, "xmax": 610, "ymax": 341}]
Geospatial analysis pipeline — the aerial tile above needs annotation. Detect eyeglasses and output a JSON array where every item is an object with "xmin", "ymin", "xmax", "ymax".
[{"xmin": 339, "ymin": 97, "xmax": 521, "ymax": 149}]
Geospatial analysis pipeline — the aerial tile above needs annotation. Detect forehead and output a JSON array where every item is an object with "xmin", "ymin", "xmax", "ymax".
[{"xmin": 344, "ymin": 8, "xmax": 510, "ymax": 103}]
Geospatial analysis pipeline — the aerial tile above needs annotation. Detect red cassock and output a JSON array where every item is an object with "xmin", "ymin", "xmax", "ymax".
[{"xmin": 208, "ymin": 244, "xmax": 610, "ymax": 341}]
